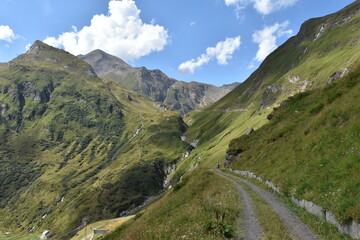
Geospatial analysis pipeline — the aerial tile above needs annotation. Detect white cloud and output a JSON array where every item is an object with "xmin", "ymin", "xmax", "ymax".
[
  {"xmin": 225, "ymin": 0, "xmax": 297, "ymax": 15},
  {"xmin": 178, "ymin": 36, "xmax": 241, "ymax": 74},
  {"xmin": 248, "ymin": 62, "xmax": 255, "ymax": 69},
  {"xmin": 252, "ymin": 21, "xmax": 292, "ymax": 61},
  {"xmin": 25, "ymin": 43, "xmax": 32, "ymax": 51},
  {"xmin": 190, "ymin": 21, "xmax": 196, "ymax": 26},
  {"xmin": 0, "ymin": 25, "xmax": 17, "ymax": 43},
  {"xmin": 44, "ymin": 0, "xmax": 168, "ymax": 61}
]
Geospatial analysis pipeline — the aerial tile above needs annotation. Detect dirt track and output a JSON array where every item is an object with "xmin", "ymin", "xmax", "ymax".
[{"xmin": 215, "ymin": 170, "xmax": 321, "ymax": 240}]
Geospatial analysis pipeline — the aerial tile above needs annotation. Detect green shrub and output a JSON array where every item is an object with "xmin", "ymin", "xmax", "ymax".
[
  {"xmin": 309, "ymin": 103, "xmax": 324, "ymax": 114},
  {"xmin": 203, "ymin": 210, "xmax": 234, "ymax": 238}
]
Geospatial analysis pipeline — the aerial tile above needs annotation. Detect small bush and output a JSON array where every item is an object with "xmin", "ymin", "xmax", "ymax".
[
  {"xmin": 309, "ymin": 103, "xmax": 324, "ymax": 114},
  {"xmin": 204, "ymin": 210, "xmax": 234, "ymax": 238},
  {"xmin": 173, "ymin": 178, "xmax": 188, "ymax": 192}
]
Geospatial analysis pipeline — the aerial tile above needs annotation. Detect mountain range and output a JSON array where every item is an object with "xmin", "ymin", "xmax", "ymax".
[
  {"xmin": 1, "ymin": 1, "xmax": 360, "ymax": 239},
  {"xmin": 78, "ymin": 50, "xmax": 239, "ymax": 114}
]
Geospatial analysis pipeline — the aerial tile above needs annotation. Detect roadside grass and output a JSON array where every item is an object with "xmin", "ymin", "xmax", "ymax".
[
  {"xmin": 103, "ymin": 169, "xmax": 241, "ymax": 240},
  {"xmin": 283, "ymin": 198, "xmax": 354, "ymax": 240},
  {"xmin": 223, "ymin": 171, "xmax": 292, "ymax": 240}
]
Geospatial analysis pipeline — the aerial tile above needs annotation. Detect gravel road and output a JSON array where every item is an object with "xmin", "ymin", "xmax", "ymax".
[
  {"xmin": 217, "ymin": 170, "xmax": 322, "ymax": 240},
  {"xmin": 213, "ymin": 170, "xmax": 263, "ymax": 240}
]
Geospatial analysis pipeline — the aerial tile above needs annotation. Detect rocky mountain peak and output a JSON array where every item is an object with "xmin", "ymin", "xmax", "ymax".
[
  {"xmin": 26, "ymin": 40, "xmax": 64, "ymax": 55},
  {"xmin": 11, "ymin": 41, "xmax": 97, "ymax": 77},
  {"xmin": 78, "ymin": 49, "xmax": 132, "ymax": 76}
]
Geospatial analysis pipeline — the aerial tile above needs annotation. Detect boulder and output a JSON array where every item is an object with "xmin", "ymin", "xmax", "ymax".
[{"xmin": 245, "ymin": 128, "xmax": 254, "ymax": 135}]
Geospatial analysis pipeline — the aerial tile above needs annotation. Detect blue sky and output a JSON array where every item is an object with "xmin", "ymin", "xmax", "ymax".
[{"xmin": 0, "ymin": 0, "xmax": 355, "ymax": 86}]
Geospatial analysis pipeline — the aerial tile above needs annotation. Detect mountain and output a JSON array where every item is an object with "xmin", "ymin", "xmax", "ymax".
[
  {"xmin": 226, "ymin": 65, "xmax": 360, "ymax": 228},
  {"xmin": 0, "ymin": 41, "xmax": 192, "ymax": 238},
  {"xmin": 98, "ymin": 1, "xmax": 360, "ymax": 239},
  {"xmin": 3, "ymin": 2, "xmax": 360, "ymax": 239},
  {"xmin": 174, "ymin": 0, "xmax": 360, "ymax": 237},
  {"xmin": 102, "ymin": 2, "xmax": 360, "ymax": 239},
  {"xmin": 186, "ymin": 0, "xmax": 360, "ymax": 145},
  {"xmin": 79, "ymin": 50, "xmax": 239, "ymax": 114}
]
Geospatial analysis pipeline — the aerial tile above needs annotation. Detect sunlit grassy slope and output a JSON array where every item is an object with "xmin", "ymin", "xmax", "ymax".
[
  {"xmin": 228, "ymin": 66, "xmax": 360, "ymax": 223},
  {"xmin": 71, "ymin": 215, "xmax": 134, "ymax": 240},
  {"xmin": 103, "ymin": 169, "xmax": 241, "ymax": 240},
  {"xmin": 181, "ymin": 1, "xmax": 360, "ymax": 172},
  {"xmin": 0, "ymin": 41, "xmax": 191, "ymax": 238}
]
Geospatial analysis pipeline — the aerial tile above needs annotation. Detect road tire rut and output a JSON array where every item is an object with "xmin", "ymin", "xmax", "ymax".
[
  {"xmin": 213, "ymin": 170, "xmax": 263, "ymax": 240},
  {"xmin": 218, "ymin": 170, "xmax": 322, "ymax": 240}
]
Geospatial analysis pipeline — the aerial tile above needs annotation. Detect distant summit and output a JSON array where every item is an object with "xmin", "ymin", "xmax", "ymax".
[
  {"xmin": 13, "ymin": 40, "xmax": 97, "ymax": 77},
  {"xmin": 78, "ymin": 49, "xmax": 132, "ymax": 76},
  {"xmin": 26, "ymin": 40, "xmax": 64, "ymax": 55},
  {"xmin": 79, "ymin": 50, "xmax": 239, "ymax": 114}
]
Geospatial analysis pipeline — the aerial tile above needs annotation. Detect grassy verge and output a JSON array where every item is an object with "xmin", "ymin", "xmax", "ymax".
[
  {"xmin": 103, "ymin": 169, "xmax": 241, "ymax": 240},
  {"xmin": 223, "ymin": 171, "xmax": 292, "ymax": 240},
  {"xmin": 283, "ymin": 199, "xmax": 354, "ymax": 240}
]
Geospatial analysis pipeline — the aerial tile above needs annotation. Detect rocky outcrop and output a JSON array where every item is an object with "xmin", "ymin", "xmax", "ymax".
[
  {"xmin": 261, "ymin": 84, "xmax": 282, "ymax": 109},
  {"xmin": 322, "ymin": 68, "xmax": 349, "ymax": 86},
  {"xmin": 153, "ymin": 103, "xmax": 168, "ymax": 111},
  {"xmin": 0, "ymin": 102, "xmax": 9, "ymax": 120},
  {"xmin": 314, "ymin": 23, "xmax": 327, "ymax": 41},
  {"xmin": 10, "ymin": 81, "xmax": 54, "ymax": 104},
  {"xmin": 245, "ymin": 128, "xmax": 254, "ymax": 135},
  {"xmin": 224, "ymin": 149, "xmax": 243, "ymax": 168}
]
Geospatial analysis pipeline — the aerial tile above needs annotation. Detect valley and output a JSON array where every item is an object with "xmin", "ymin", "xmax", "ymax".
[{"xmin": 1, "ymin": 1, "xmax": 360, "ymax": 240}]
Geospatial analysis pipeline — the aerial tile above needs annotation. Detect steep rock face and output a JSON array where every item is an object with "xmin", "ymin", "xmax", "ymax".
[{"xmin": 79, "ymin": 50, "xmax": 239, "ymax": 114}]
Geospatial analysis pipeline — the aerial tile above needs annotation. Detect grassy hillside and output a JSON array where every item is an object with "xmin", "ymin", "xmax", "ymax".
[
  {"xmin": 0, "ymin": 41, "xmax": 191, "ymax": 239},
  {"xmin": 181, "ymin": 1, "xmax": 360, "ymax": 172},
  {"xmin": 103, "ymin": 169, "xmax": 240, "ymax": 240},
  {"xmin": 227, "ymin": 65, "xmax": 360, "ymax": 224}
]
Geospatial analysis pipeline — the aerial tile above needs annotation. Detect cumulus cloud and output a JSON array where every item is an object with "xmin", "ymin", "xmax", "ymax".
[
  {"xmin": 178, "ymin": 36, "xmax": 241, "ymax": 75},
  {"xmin": 252, "ymin": 21, "xmax": 292, "ymax": 61},
  {"xmin": 44, "ymin": 0, "xmax": 168, "ymax": 61},
  {"xmin": 0, "ymin": 25, "xmax": 17, "ymax": 43},
  {"xmin": 225, "ymin": 0, "xmax": 297, "ymax": 15}
]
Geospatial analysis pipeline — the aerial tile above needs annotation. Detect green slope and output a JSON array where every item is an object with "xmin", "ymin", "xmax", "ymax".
[
  {"xmin": 183, "ymin": 0, "xmax": 360, "ymax": 170},
  {"xmin": 103, "ymin": 169, "xmax": 240, "ymax": 240},
  {"xmin": 0, "ymin": 41, "xmax": 191, "ymax": 239},
  {"xmin": 227, "ymin": 66, "xmax": 360, "ymax": 223}
]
